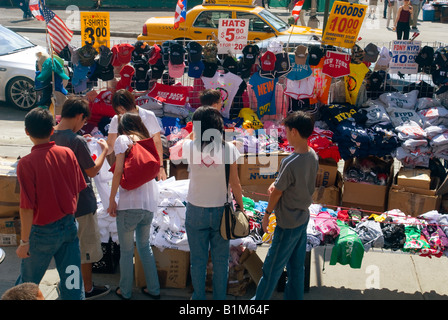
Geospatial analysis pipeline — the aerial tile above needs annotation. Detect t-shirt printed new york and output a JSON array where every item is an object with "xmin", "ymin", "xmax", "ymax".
[{"xmin": 249, "ymin": 71, "xmax": 278, "ymax": 118}]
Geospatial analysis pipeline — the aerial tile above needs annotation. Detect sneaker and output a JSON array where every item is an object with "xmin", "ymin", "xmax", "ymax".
[{"xmin": 85, "ymin": 284, "xmax": 111, "ymax": 300}]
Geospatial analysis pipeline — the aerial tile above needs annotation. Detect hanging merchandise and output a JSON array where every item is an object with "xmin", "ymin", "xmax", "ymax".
[
  {"xmin": 345, "ymin": 62, "xmax": 370, "ymax": 105},
  {"xmin": 322, "ymin": 51, "xmax": 351, "ymax": 78},
  {"xmin": 249, "ymin": 71, "xmax": 278, "ymax": 118},
  {"xmin": 287, "ymin": 46, "xmax": 313, "ymax": 81},
  {"xmin": 310, "ymin": 57, "xmax": 332, "ymax": 105},
  {"xmin": 238, "ymin": 108, "xmax": 263, "ymax": 130}
]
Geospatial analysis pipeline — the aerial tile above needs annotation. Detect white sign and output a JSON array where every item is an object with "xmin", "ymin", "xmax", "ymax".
[
  {"xmin": 217, "ymin": 19, "xmax": 249, "ymax": 54},
  {"xmin": 389, "ymin": 40, "xmax": 422, "ymax": 74}
]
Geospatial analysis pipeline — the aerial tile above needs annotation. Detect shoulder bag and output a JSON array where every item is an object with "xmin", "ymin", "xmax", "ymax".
[
  {"xmin": 109, "ymin": 137, "xmax": 160, "ymax": 190},
  {"xmin": 220, "ymin": 158, "xmax": 250, "ymax": 240}
]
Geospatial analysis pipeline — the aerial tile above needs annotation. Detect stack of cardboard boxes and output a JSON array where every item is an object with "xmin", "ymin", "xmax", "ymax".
[
  {"xmin": 0, "ymin": 158, "xmax": 21, "ymax": 247},
  {"xmin": 388, "ymin": 167, "xmax": 442, "ymax": 217}
]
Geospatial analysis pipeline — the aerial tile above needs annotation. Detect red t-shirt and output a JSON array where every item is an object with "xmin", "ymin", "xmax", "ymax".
[{"xmin": 17, "ymin": 142, "xmax": 87, "ymax": 226}]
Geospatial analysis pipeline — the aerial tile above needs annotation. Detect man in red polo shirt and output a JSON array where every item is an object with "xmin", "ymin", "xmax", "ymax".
[{"xmin": 15, "ymin": 108, "xmax": 87, "ymax": 300}]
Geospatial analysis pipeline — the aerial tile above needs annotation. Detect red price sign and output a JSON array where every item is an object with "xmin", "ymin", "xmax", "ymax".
[
  {"xmin": 218, "ymin": 19, "xmax": 249, "ymax": 54},
  {"xmin": 322, "ymin": 1, "xmax": 367, "ymax": 48}
]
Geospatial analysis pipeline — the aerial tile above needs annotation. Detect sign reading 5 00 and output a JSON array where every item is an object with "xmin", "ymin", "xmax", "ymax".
[{"xmin": 80, "ymin": 12, "xmax": 110, "ymax": 50}]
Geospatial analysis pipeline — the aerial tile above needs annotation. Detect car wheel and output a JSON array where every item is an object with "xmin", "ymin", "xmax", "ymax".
[{"xmin": 6, "ymin": 76, "xmax": 37, "ymax": 111}]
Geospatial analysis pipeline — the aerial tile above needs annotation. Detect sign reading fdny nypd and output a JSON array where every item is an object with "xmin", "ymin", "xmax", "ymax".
[
  {"xmin": 80, "ymin": 11, "xmax": 110, "ymax": 50},
  {"xmin": 218, "ymin": 19, "xmax": 249, "ymax": 54},
  {"xmin": 389, "ymin": 40, "xmax": 421, "ymax": 74},
  {"xmin": 322, "ymin": 1, "xmax": 367, "ymax": 48}
]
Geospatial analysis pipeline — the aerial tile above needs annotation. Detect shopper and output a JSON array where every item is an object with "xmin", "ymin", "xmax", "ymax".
[
  {"xmin": 183, "ymin": 106, "xmax": 244, "ymax": 300},
  {"xmin": 254, "ymin": 111, "xmax": 319, "ymax": 300},
  {"xmin": 2, "ymin": 282, "xmax": 44, "ymax": 300},
  {"xmin": 387, "ymin": 0, "xmax": 399, "ymax": 29},
  {"xmin": 394, "ymin": 0, "xmax": 413, "ymax": 40},
  {"xmin": 410, "ymin": 0, "xmax": 422, "ymax": 30},
  {"xmin": 184, "ymin": 89, "xmax": 223, "ymax": 135},
  {"xmin": 15, "ymin": 108, "xmax": 86, "ymax": 300},
  {"xmin": 51, "ymin": 97, "xmax": 111, "ymax": 300},
  {"xmin": 107, "ymin": 89, "xmax": 166, "ymax": 181},
  {"xmin": 108, "ymin": 112, "xmax": 161, "ymax": 300}
]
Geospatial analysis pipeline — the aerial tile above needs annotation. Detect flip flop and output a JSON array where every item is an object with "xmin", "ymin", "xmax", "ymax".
[
  {"xmin": 115, "ymin": 287, "xmax": 131, "ymax": 300},
  {"xmin": 141, "ymin": 287, "xmax": 160, "ymax": 300}
]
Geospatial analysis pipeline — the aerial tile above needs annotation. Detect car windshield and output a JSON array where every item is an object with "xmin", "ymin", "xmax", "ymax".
[
  {"xmin": 259, "ymin": 9, "xmax": 290, "ymax": 32},
  {"xmin": 0, "ymin": 26, "xmax": 36, "ymax": 56}
]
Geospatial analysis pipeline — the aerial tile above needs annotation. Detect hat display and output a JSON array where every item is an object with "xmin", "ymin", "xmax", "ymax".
[
  {"xmin": 148, "ymin": 44, "xmax": 162, "ymax": 65},
  {"xmin": 351, "ymin": 44, "xmax": 365, "ymax": 64},
  {"xmin": 308, "ymin": 45, "xmax": 323, "ymax": 66},
  {"xmin": 169, "ymin": 43, "xmax": 186, "ymax": 65},
  {"xmin": 274, "ymin": 52, "xmax": 291, "ymax": 76},
  {"xmin": 78, "ymin": 44, "xmax": 98, "ymax": 67},
  {"xmin": 202, "ymin": 60, "xmax": 219, "ymax": 77},
  {"xmin": 187, "ymin": 41, "xmax": 203, "ymax": 63},
  {"xmin": 188, "ymin": 60, "xmax": 204, "ymax": 78},
  {"xmin": 111, "ymin": 43, "xmax": 134, "ymax": 67},
  {"xmin": 260, "ymin": 51, "xmax": 276, "ymax": 72},
  {"xmin": 168, "ymin": 61, "xmax": 185, "ymax": 78},
  {"xmin": 295, "ymin": 45, "xmax": 308, "ymax": 65},
  {"xmin": 416, "ymin": 45, "xmax": 435, "ymax": 67},
  {"xmin": 98, "ymin": 45, "xmax": 112, "ymax": 67},
  {"xmin": 150, "ymin": 58, "xmax": 165, "ymax": 80},
  {"xmin": 363, "ymin": 43, "xmax": 379, "ymax": 63},
  {"xmin": 242, "ymin": 44, "xmax": 260, "ymax": 66},
  {"xmin": 203, "ymin": 41, "xmax": 218, "ymax": 64},
  {"xmin": 223, "ymin": 55, "xmax": 238, "ymax": 74}
]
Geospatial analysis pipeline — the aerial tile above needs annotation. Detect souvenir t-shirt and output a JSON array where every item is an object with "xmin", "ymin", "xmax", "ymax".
[
  {"xmin": 379, "ymin": 90, "xmax": 419, "ymax": 109},
  {"xmin": 345, "ymin": 62, "xmax": 369, "ymax": 105},
  {"xmin": 249, "ymin": 71, "xmax": 278, "ymax": 118},
  {"xmin": 202, "ymin": 71, "xmax": 243, "ymax": 119},
  {"xmin": 310, "ymin": 58, "xmax": 332, "ymax": 105},
  {"xmin": 285, "ymin": 77, "xmax": 315, "ymax": 101},
  {"xmin": 286, "ymin": 54, "xmax": 313, "ymax": 81},
  {"xmin": 50, "ymin": 130, "xmax": 97, "ymax": 218},
  {"xmin": 322, "ymin": 51, "xmax": 351, "ymax": 78},
  {"xmin": 330, "ymin": 220, "xmax": 365, "ymax": 268}
]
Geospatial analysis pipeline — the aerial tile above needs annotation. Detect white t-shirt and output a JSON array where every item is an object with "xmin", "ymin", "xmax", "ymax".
[
  {"xmin": 201, "ymin": 71, "xmax": 243, "ymax": 119},
  {"xmin": 114, "ymin": 135, "xmax": 159, "ymax": 213},
  {"xmin": 182, "ymin": 140, "xmax": 240, "ymax": 207},
  {"xmin": 109, "ymin": 107, "xmax": 162, "ymax": 137}
]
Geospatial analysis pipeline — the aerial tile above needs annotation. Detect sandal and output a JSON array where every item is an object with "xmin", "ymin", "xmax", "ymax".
[
  {"xmin": 115, "ymin": 287, "xmax": 131, "ymax": 300},
  {"xmin": 141, "ymin": 287, "xmax": 160, "ymax": 300}
]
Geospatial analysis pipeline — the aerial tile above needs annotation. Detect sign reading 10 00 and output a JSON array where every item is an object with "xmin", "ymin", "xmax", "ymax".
[{"xmin": 80, "ymin": 12, "xmax": 110, "ymax": 50}]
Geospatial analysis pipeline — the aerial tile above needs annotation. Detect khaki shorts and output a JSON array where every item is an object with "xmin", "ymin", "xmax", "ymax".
[{"xmin": 76, "ymin": 212, "xmax": 103, "ymax": 264}]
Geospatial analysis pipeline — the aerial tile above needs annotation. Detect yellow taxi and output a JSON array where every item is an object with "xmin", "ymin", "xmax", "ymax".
[{"xmin": 137, "ymin": 0, "xmax": 321, "ymax": 43}]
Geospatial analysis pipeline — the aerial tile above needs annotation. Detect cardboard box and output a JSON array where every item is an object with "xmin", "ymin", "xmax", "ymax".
[
  {"xmin": 342, "ymin": 157, "xmax": 394, "ymax": 213},
  {"xmin": 0, "ymin": 158, "xmax": 20, "ymax": 218},
  {"xmin": 397, "ymin": 168, "xmax": 432, "ymax": 190},
  {"xmin": 135, "ymin": 246, "xmax": 190, "ymax": 289},
  {"xmin": 241, "ymin": 184, "xmax": 270, "ymax": 202},
  {"xmin": 313, "ymin": 171, "xmax": 342, "ymax": 206},
  {"xmin": 316, "ymin": 158, "xmax": 338, "ymax": 187},
  {"xmin": 388, "ymin": 185, "xmax": 441, "ymax": 217},
  {"xmin": 168, "ymin": 161, "xmax": 189, "ymax": 180},
  {"xmin": 240, "ymin": 249, "xmax": 263, "ymax": 285},
  {"xmin": 238, "ymin": 152, "xmax": 290, "ymax": 185},
  {"xmin": 0, "ymin": 216, "xmax": 21, "ymax": 246}
]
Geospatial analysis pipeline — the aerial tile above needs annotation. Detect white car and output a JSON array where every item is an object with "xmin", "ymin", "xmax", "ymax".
[{"xmin": 0, "ymin": 25, "xmax": 46, "ymax": 110}]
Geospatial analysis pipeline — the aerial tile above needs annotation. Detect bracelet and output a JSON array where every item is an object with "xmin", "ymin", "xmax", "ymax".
[
  {"xmin": 265, "ymin": 209, "xmax": 272, "ymax": 216},
  {"xmin": 160, "ymin": 165, "xmax": 164, "ymax": 168},
  {"xmin": 19, "ymin": 239, "xmax": 29, "ymax": 247}
]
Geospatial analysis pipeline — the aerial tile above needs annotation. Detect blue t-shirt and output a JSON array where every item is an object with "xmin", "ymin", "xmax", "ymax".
[
  {"xmin": 286, "ymin": 54, "xmax": 313, "ymax": 81},
  {"xmin": 249, "ymin": 71, "xmax": 277, "ymax": 118}
]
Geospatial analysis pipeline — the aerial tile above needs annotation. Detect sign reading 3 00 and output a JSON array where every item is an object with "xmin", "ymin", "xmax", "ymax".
[{"xmin": 80, "ymin": 12, "xmax": 110, "ymax": 50}]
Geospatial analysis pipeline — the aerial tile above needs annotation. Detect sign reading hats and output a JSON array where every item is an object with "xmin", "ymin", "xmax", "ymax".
[
  {"xmin": 217, "ymin": 19, "xmax": 249, "ymax": 54},
  {"xmin": 389, "ymin": 40, "xmax": 421, "ymax": 74},
  {"xmin": 322, "ymin": 1, "xmax": 367, "ymax": 49},
  {"xmin": 80, "ymin": 12, "xmax": 110, "ymax": 51}
]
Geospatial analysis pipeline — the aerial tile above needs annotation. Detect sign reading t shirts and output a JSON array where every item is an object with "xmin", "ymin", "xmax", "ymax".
[
  {"xmin": 322, "ymin": 51, "xmax": 351, "ymax": 78},
  {"xmin": 389, "ymin": 40, "xmax": 421, "ymax": 74},
  {"xmin": 147, "ymin": 82, "xmax": 189, "ymax": 106}
]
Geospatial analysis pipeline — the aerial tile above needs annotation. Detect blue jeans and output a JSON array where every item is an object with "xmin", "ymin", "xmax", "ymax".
[
  {"xmin": 255, "ymin": 220, "xmax": 309, "ymax": 300},
  {"xmin": 185, "ymin": 203, "xmax": 229, "ymax": 300},
  {"xmin": 116, "ymin": 209, "xmax": 160, "ymax": 299},
  {"xmin": 16, "ymin": 214, "xmax": 84, "ymax": 300}
]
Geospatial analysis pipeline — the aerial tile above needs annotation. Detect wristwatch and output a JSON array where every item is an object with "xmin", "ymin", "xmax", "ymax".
[
  {"xmin": 19, "ymin": 239, "xmax": 29, "ymax": 247},
  {"xmin": 265, "ymin": 209, "xmax": 272, "ymax": 216}
]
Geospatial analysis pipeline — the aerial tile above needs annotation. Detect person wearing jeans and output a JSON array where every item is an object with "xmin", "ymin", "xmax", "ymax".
[
  {"xmin": 182, "ymin": 106, "xmax": 244, "ymax": 300},
  {"xmin": 185, "ymin": 204, "xmax": 229, "ymax": 300}
]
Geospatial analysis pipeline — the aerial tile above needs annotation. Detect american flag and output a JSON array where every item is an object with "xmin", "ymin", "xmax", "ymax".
[
  {"xmin": 174, "ymin": 0, "xmax": 187, "ymax": 29},
  {"xmin": 41, "ymin": 4, "xmax": 73, "ymax": 54},
  {"xmin": 292, "ymin": 0, "xmax": 305, "ymax": 23},
  {"xmin": 29, "ymin": 0, "xmax": 44, "ymax": 21}
]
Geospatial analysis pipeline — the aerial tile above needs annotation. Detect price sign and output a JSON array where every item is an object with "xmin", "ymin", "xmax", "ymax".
[
  {"xmin": 322, "ymin": 1, "xmax": 367, "ymax": 48},
  {"xmin": 389, "ymin": 40, "xmax": 421, "ymax": 74},
  {"xmin": 217, "ymin": 19, "xmax": 249, "ymax": 54},
  {"xmin": 80, "ymin": 12, "xmax": 110, "ymax": 50}
]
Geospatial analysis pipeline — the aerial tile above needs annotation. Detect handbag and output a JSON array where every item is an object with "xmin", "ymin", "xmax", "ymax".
[
  {"xmin": 220, "ymin": 161, "xmax": 250, "ymax": 240},
  {"xmin": 109, "ymin": 137, "xmax": 160, "ymax": 190}
]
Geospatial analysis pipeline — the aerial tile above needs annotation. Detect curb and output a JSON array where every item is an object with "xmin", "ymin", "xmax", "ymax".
[{"xmin": 6, "ymin": 26, "xmax": 139, "ymax": 38}]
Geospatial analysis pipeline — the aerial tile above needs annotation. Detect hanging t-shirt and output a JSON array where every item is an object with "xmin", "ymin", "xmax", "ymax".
[
  {"xmin": 310, "ymin": 58, "xmax": 332, "ymax": 105},
  {"xmin": 345, "ymin": 62, "xmax": 369, "ymax": 105},
  {"xmin": 286, "ymin": 54, "xmax": 313, "ymax": 81},
  {"xmin": 202, "ymin": 71, "xmax": 243, "ymax": 119},
  {"xmin": 248, "ymin": 71, "xmax": 278, "ymax": 118},
  {"xmin": 322, "ymin": 51, "xmax": 351, "ymax": 78}
]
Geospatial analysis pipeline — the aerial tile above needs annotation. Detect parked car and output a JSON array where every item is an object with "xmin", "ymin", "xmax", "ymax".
[
  {"xmin": 137, "ymin": 2, "xmax": 321, "ymax": 43},
  {"xmin": 0, "ymin": 25, "xmax": 45, "ymax": 110}
]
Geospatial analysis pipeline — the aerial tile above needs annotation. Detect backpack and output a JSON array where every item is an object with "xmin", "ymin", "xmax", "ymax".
[{"xmin": 314, "ymin": 211, "xmax": 340, "ymax": 244}]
